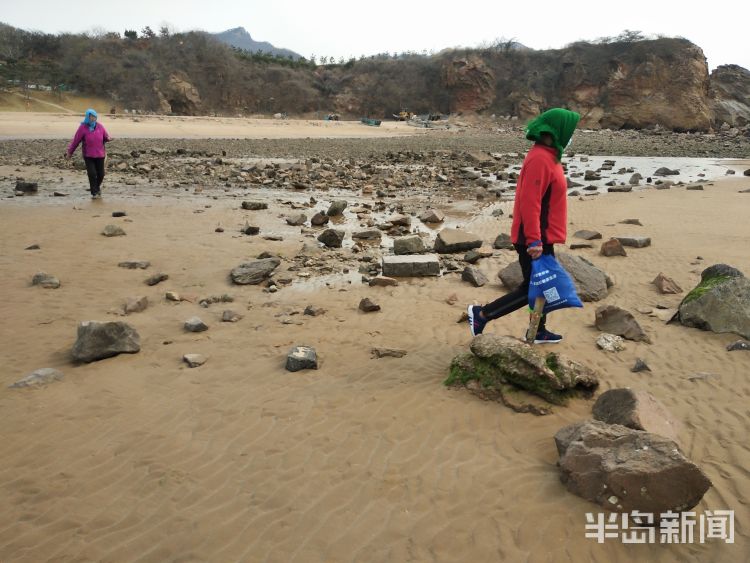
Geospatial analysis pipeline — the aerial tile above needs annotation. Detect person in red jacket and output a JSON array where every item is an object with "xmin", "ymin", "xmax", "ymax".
[
  {"xmin": 65, "ymin": 108, "xmax": 113, "ymax": 199},
  {"xmin": 468, "ymin": 108, "xmax": 580, "ymax": 342}
]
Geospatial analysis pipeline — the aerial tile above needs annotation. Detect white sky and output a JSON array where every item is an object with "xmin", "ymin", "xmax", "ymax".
[{"xmin": 2, "ymin": 0, "xmax": 747, "ymax": 71}]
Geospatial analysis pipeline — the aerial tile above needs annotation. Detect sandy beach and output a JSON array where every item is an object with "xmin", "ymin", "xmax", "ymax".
[{"xmin": 0, "ymin": 117, "xmax": 748, "ymax": 562}]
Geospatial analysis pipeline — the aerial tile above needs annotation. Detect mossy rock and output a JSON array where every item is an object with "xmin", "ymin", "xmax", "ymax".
[{"xmin": 446, "ymin": 334, "xmax": 599, "ymax": 406}]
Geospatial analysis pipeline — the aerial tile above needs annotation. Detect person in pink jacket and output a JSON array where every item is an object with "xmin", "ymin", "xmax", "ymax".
[{"xmin": 65, "ymin": 109, "xmax": 113, "ymax": 199}]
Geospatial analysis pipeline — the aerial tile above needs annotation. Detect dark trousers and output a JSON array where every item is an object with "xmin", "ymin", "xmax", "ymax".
[
  {"xmin": 482, "ymin": 243, "xmax": 555, "ymax": 331},
  {"xmin": 84, "ymin": 157, "xmax": 105, "ymax": 195}
]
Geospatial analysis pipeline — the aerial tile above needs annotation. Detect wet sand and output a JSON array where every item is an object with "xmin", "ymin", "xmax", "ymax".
[{"xmin": 0, "ymin": 122, "xmax": 748, "ymax": 562}]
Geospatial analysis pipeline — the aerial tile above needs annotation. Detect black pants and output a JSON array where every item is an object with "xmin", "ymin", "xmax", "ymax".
[
  {"xmin": 482, "ymin": 243, "xmax": 555, "ymax": 331},
  {"xmin": 84, "ymin": 157, "xmax": 105, "ymax": 195}
]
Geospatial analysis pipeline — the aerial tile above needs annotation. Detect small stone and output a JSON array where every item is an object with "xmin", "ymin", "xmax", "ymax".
[
  {"xmin": 242, "ymin": 225, "xmax": 260, "ymax": 235},
  {"xmin": 600, "ymin": 238, "xmax": 627, "ymax": 257},
  {"xmin": 619, "ymin": 218, "xmax": 642, "ymax": 226},
  {"xmin": 570, "ymin": 243, "xmax": 593, "ymax": 249},
  {"xmin": 419, "ymin": 209, "xmax": 445, "ymax": 224},
  {"xmin": 25, "ymin": 244, "xmax": 40, "ymax": 250},
  {"xmin": 215, "ymin": 227, "xmax": 225, "ymax": 232},
  {"xmin": 369, "ymin": 276, "xmax": 399, "ymax": 287},
  {"xmin": 304, "ymin": 305, "xmax": 326, "ymax": 316},
  {"xmin": 286, "ymin": 213, "xmax": 307, "ymax": 226},
  {"xmin": 310, "ymin": 212, "xmax": 329, "ymax": 226},
  {"xmin": 184, "ymin": 317, "xmax": 208, "ymax": 332},
  {"xmin": 326, "ymin": 200, "xmax": 348, "ymax": 216},
  {"xmin": 71, "ymin": 321, "xmax": 140, "ymax": 362},
  {"xmin": 573, "ymin": 229, "xmax": 602, "ymax": 240},
  {"xmin": 359, "ymin": 298, "xmax": 381, "ymax": 312},
  {"xmin": 183, "ymin": 354, "xmax": 207, "ymax": 368},
  {"xmin": 616, "ymin": 236, "xmax": 651, "ymax": 248},
  {"xmin": 317, "ymin": 228, "xmax": 345, "ymax": 248},
  {"xmin": 631, "ymin": 358, "xmax": 651, "ymax": 372},
  {"xmin": 112, "ymin": 211, "xmax": 127, "ymax": 217},
  {"xmin": 727, "ymin": 340, "xmax": 750, "ymax": 351},
  {"xmin": 221, "ymin": 310, "xmax": 243, "ymax": 322},
  {"xmin": 102, "ymin": 224, "xmax": 126, "ymax": 237},
  {"xmin": 166, "ymin": 291, "xmax": 181, "ymax": 301},
  {"xmin": 393, "ymin": 235, "xmax": 426, "ymax": 255},
  {"xmin": 124, "ymin": 296, "xmax": 148, "ymax": 314},
  {"xmin": 15, "ymin": 180, "xmax": 38, "ymax": 194},
  {"xmin": 596, "ymin": 333, "xmax": 625, "ymax": 352},
  {"xmin": 145, "ymin": 273, "xmax": 169, "ymax": 286},
  {"xmin": 462, "ymin": 266, "xmax": 488, "ymax": 287},
  {"xmin": 652, "ymin": 272, "xmax": 683, "ymax": 294},
  {"xmin": 118, "ymin": 261, "xmax": 150, "ymax": 269},
  {"xmin": 371, "ymin": 348, "xmax": 407, "ymax": 358},
  {"xmin": 31, "ymin": 272, "xmax": 60, "ymax": 289},
  {"xmin": 286, "ymin": 346, "xmax": 318, "ymax": 371},
  {"xmin": 9, "ymin": 368, "xmax": 64, "ymax": 388},
  {"xmin": 241, "ymin": 201, "xmax": 268, "ymax": 210},
  {"xmin": 595, "ymin": 305, "xmax": 650, "ymax": 342},
  {"xmin": 493, "ymin": 233, "xmax": 514, "ymax": 249}
]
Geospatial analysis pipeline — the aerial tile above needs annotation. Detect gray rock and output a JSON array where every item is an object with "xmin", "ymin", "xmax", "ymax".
[
  {"xmin": 303, "ymin": 305, "xmax": 326, "ymax": 316},
  {"xmin": 317, "ymin": 228, "xmax": 345, "ymax": 248},
  {"xmin": 462, "ymin": 266, "xmax": 488, "ymax": 287},
  {"xmin": 499, "ymin": 253, "xmax": 612, "ymax": 301},
  {"xmin": 654, "ymin": 167, "xmax": 680, "ymax": 176},
  {"xmin": 230, "ymin": 257, "xmax": 281, "ymax": 285},
  {"xmin": 359, "ymin": 298, "xmax": 381, "ymax": 312},
  {"xmin": 678, "ymin": 268, "xmax": 750, "ymax": 339},
  {"xmin": 118, "ymin": 261, "xmax": 150, "ymax": 269},
  {"xmin": 573, "ymin": 230, "xmax": 602, "ymax": 240},
  {"xmin": 419, "ymin": 209, "xmax": 445, "ymax": 224},
  {"xmin": 393, "ymin": 235, "xmax": 426, "ymax": 255},
  {"xmin": 310, "ymin": 212, "xmax": 330, "ymax": 226},
  {"xmin": 9, "ymin": 368, "xmax": 64, "ymax": 388},
  {"xmin": 596, "ymin": 333, "xmax": 625, "ymax": 352},
  {"xmin": 592, "ymin": 388, "xmax": 681, "ymax": 443},
  {"xmin": 112, "ymin": 211, "xmax": 127, "ymax": 217},
  {"xmin": 71, "ymin": 321, "xmax": 141, "ymax": 363},
  {"xmin": 15, "ymin": 180, "xmax": 38, "ymax": 194},
  {"xmin": 102, "ymin": 224, "xmax": 126, "ymax": 237},
  {"xmin": 434, "ymin": 229, "xmax": 482, "ymax": 253},
  {"xmin": 241, "ymin": 201, "xmax": 268, "ymax": 210},
  {"xmin": 25, "ymin": 244, "xmax": 40, "ymax": 250},
  {"xmin": 615, "ymin": 236, "xmax": 651, "ymax": 248},
  {"xmin": 221, "ymin": 310, "xmax": 243, "ymax": 322},
  {"xmin": 124, "ymin": 296, "xmax": 148, "ymax": 314},
  {"xmin": 241, "ymin": 225, "xmax": 260, "ymax": 235},
  {"xmin": 600, "ymin": 238, "xmax": 627, "ymax": 257},
  {"xmin": 389, "ymin": 214, "xmax": 411, "ymax": 227},
  {"xmin": 631, "ymin": 358, "xmax": 651, "ymax": 372},
  {"xmin": 285, "ymin": 213, "xmax": 307, "ymax": 226},
  {"xmin": 700, "ymin": 263, "xmax": 744, "ymax": 281},
  {"xmin": 145, "ymin": 272, "xmax": 169, "ymax": 286},
  {"xmin": 619, "ymin": 218, "xmax": 643, "ymax": 226},
  {"xmin": 371, "ymin": 347, "xmax": 407, "ymax": 358},
  {"xmin": 31, "ymin": 272, "xmax": 60, "ymax": 289},
  {"xmin": 286, "ymin": 346, "xmax": 318, "ymax": 371},
  {"xmin": 607, "ymin": 186, "xmax": 633, "ymax": 193},
  {"xmin": 628, "ymin": 173, "xmax": 642, "ymax": 185},
  {"xmin": 183, "ymin": 354, "xmax": 207, "ymax": 367},
  {"xmin": 569, "ymin": 243, "xmax": 593, "ymax": 249},
  {"xmin": 184, "ymin": 317, "xmax": 208, "ymax": 332},
  {"xmin": 727, "ymin": 340, "xmax": 750, "ymax": 351},
  {"xmin": 352, "ymin": 229, "xmax": 382, "ymax": 241},
  {"xmin": 368, "ymin": 276, "xmax": 398, "ymax": 287},
  {"xmin": 595, "ymin": 305, "xmax": 650, "ymax": 342},
  {"xmin": 326, "ymin": 200, "xmax": 348, "ymax": 216},
  {"xmin": 382, "ymin": 255, "xmax": 440, "ymax": 277},
  {"xmin": 555, "ymin": 420, "xmax": 710, "ymax": 514},
  {"xmin": 493, "ymin": 233, "xmax": 514, "ymax": 249}
]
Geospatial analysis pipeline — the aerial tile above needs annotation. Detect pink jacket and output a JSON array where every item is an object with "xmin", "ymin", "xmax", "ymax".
[{"xmin": 67, "ymin": 123, "xmax": 111, "ymax": 158}]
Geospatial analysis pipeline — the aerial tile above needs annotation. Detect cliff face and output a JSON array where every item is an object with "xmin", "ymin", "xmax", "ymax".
[
  {"xmin": 710, "ymin": 65, "xmax": 750, "ymax": 127},
  {"xmin": 441, "ymin": 39, "xmax": 714, "ymax": 131}
]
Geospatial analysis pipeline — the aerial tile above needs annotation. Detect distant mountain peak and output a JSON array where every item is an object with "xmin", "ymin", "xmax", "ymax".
[{"xmin": 212, "ymin": 27, "xmax": 301, "ymax": 60}]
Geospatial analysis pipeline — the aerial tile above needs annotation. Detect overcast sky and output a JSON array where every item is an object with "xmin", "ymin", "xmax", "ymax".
[{"xmin": 3, "ymin": 0, "xmax": 746, "ymax": 71}]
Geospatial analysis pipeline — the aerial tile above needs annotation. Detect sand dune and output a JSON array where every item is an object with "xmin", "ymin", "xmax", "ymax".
[{"xmin": 0, "ymin": 149, "xmax": 748, "ymax": 562}]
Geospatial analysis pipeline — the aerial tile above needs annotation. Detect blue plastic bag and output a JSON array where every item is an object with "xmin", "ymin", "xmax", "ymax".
[{"xmin": 528, "ymin": 254, "xmax": 583, "ymax": 313}]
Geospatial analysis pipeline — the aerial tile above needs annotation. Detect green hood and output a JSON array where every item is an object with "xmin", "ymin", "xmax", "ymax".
[{"xmin": 525, "ymin": 108, "xmax": 581, "ymax": 160}]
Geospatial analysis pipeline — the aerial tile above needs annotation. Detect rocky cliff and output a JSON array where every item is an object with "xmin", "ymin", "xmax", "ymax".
[{"xmin": 710, "ymin": 65, "xmax": 750, "ymax": 127}]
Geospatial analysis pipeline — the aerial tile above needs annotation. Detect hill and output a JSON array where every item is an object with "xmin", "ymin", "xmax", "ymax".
[
  {"xmin": 211, "ymin": 27, "xmax": 301, "ymax": 60},
  {"xmin": 1, "ymin": 23, "xmax": 749, "ymax": 131}
]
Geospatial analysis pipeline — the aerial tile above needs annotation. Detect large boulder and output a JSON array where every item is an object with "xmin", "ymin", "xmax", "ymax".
[
  {"xmin": 499, "ymin": 253, "xmax": 612, "ymax": 301},
  {"xmin": 434, "ymin": 229, "xmax": 483, "ymax": 253},
  {"xmin": 230, "ymin": 257, "xmax": 281, "ymax": 285},
  {"xmin": 555, "ymin": 420, "xmax": 711, "ymax": 514},
  {"xmin": 677, "ymin": 264, "xmax": 750, "ymax": 338},
  {"xmin": 595, "ymin": 305, "xmax": 650, "ymax": 343},
  {"xmin": 71, "ymin": 321, "xmax": 141, "ymax": 363},
  {"xmin": 447, "ymin": 334, "xmax": 599, "ymax": 406},
  {"xmin": 592, "ymin": 388, "xmax": 681, "ymax": 443}
]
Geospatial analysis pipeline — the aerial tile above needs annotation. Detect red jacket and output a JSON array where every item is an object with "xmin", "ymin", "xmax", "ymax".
[{"xmin": 510, "ymin": 144, "xmax": 567, "ymax": 246}]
